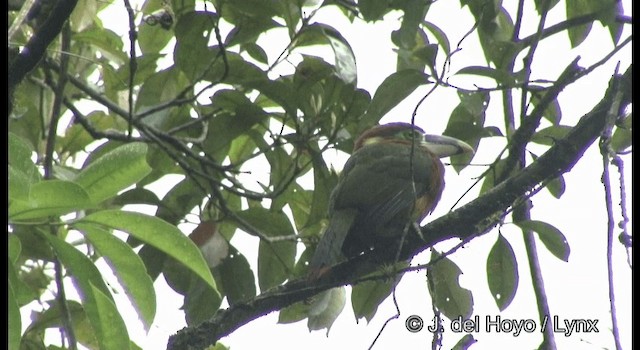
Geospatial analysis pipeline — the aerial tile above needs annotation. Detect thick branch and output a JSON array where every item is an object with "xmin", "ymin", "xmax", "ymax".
[
  {"xmin": 8, "ymin": 0, "xmax": 78, "ymax": 93},
  {"xmin": 167, "ymin": 66, "xmax": 631, "ymax": 350}
]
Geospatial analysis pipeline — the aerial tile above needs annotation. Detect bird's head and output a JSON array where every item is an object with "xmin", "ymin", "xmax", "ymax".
[{"xmin": 354, "ymin": 122, "xmax": 474, "ymax": 157}]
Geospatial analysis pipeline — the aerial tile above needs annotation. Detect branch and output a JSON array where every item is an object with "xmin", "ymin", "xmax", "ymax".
[
  {"xmin": 8, "ymin": 0, "xmax": 78, "ymax": 94},
  {"xmin": 598, "ymin": 64, "xmax": 625, "ymax": 350},
  {"xmin": 167, "ymin": 66, "xmax": 631, "ymax": 350},
  {"xmin": 43, "ymin": 24, "xmax": 78, "ymax": 350},
  {"xmin": 123, "ymin": 0, "xmax": 138, "ymax": 137}
]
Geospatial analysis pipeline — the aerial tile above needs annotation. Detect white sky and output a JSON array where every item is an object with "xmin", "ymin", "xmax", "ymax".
[{"xmin": 24, "ymin": 1, "xmax": 632, "ymax": 349}]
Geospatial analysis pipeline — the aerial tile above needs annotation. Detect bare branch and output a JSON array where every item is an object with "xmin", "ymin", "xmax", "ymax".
[
  {"xmin": 42, "ymin": 24, "xmax": 78, "ymax": 350},
  {"xmin": 123, "ymin": 0, "xmax": 138, "ymax": 137},
  {"xmin": 598, "ymin": 64, "xmax": 625, "ymax": 350},
  {"xmin": 8, "ymin": 0, "xmax": 79, "ymax": 97}
]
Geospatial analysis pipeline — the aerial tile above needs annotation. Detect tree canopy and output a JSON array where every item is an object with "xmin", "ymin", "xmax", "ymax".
[{"xmin": 8, "ymin": 0, "xmax": 631, "ymax": 349}]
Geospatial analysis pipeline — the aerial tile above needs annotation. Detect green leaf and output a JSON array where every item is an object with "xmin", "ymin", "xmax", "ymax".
[
  {"xmin": 8, "ymin": 132, "xmax": 40, "ymax": 183},
  {"xmin": 74, "ymin": 143, "xmax": 151, "ymax": 203},
  {"xmin": 487, "ymin": 233, "xmax": 519, "ymax": 311},
  {"xmin": 534, "ymin": 0, "xmax": 561, "ymax": 13},
  {"xmin": 296, "ymin": 24, "xmax": 357, "ymax": 84},
  {"xmin": 59, "ymin": 112, "xmax": 125, "ymax": 156},
  {"xmin": 8, "ymin": 259, "xmax": 38, "ymax": 306},
  {"xmin": 8, "ymin": 165, "xmax": 30, "ymax": 201},
  {"xmin": 423, "ymin": 21, "xmax": 451, "ymax": 55},
  {"xmin": 9, "ymin": 180, "xmax": 93, "ymax": 221},
  {"xmin": 235, "ymin": 207, "xmax": 296, "ymax": 291},
  {"xmin": 308, "ymin": 288, "xmax": 346, "ymax": 334},
  {"xmin": 566, "ymin": 0, "xmax": 622, "ymax": 48},
  {"xmin": 546, "ymin": 175, "xmax": 566, "ymax": 199},
  {"xmin": 183, "ymin": 276, "xmax": 223, "ymax": 326},
  {"xmin": 531, "ymin": 92, "xmax": 562, "ymax": 125},
  {"xmin": 306, "ymin": 155, "xmax": 337, "ymax": 227},
  {"xmin": 603, "ymin": 1, "xmax": 624, "ymax": 44},
  {"xmin": 455, "ymin": 66, "xmax": 518, "ymax": 87},
  {"xmin": 8, "ymin": 283, "xmax": 21, "ymax": 350},
  {"xmin": 611, "ymin": 113, "xmax": 632, "ymax": 153},
  {"xmin": 155, "ymin": 177, "xmax": 203, "ymax": 225},
  {"xmin": 70, "ymin": 0, "xmax": 99, "ymax": 32},
  {"xmin": 251, "ymin": 79, "xmax": 298, "ymax": 114},
  {"xmin": 139, "ymin": 3, "xmax": 175, "ymax": 54},
  {"xmin": 226, "ymin": 18, "xmax": 281, "ymax": 48},
  {"xmin": 8, "ymin": 234, "xmax": 21, "ymax": 264},
  {"xmin": 394, "ymin": 28, "xmax": 435, "ymax": 72},
  {"xmin": 452, "ymin": 334, "xmax": 477, "ymax": 350},
  {"xmin": 324, "ymin": 27, "xmax": 357, "ymax": 85},
  {"xmin": 351, "ymin": 279, "xmax": 395, "ymax": 322},
  {"xmin": 480, "ymin": 158, "xmax": 510, "ymax": 194},
  {"xmin": 392, "ymin": 0, "xmax": 430, "ymax": 50},
  {"xmin": 531, "ymin": 125, "xmax": 573, "ymax": 146},
  {"xmin": 517, "ymin": 220, "xmax": 570, "ymax": 262},
  {"xmin": 257, "ymin": 235, "xmax": 296, "ymax": 291},
  {"xmin": 42, "ymin": 234, "xmax": 112, "ymax": 298},
  {"xmin": 565, "ymin": 0, "xmax": 595, "ymax": 48},
  {"xmin": 137, "ymin": 245, "xmax": 167, "ymax": 282},
  {"xmin": 361, "ymin": 69, "xmax": 430, "ymax": 127},
  {"xmin": 242, "ymin": 42, "xmax": 269, "ymax": 65},
  {"xmin": 265, "ymin": 146, "xmax": 295, "ymax": 192},
  {"xmin": 443, "ymin": 91, "xmax": 490, "ymax": 173},
  {"xmin": 10, "ymin": 80, "xmax": 47, "ymax": 149},
  {"xmin": 429, "ymin": 251, "xmax": 473, "ymax": 320},
  {"xmin": 216, "ymin": 246, "xmax": 256, "ymax": 305},
  {"xmin": 205, "ymin": 52, "xmax": 268, "ymax": 85},
  {"xmin": 22, "ymin": 300, "xmax": 99, "ymax": 348},
  {"xmin": 476, "ymin": 7, "xmax": 518, "ymax": 68},
  {"xmin": 112, "ymin": 187, "xmax": 162, "ymax": 207},
  {"xmin": 73, "ymin": 27, "xmax": 128, "ymax": 64},
  {"xmin": 278, "ymin": 300, "xmax": 310, "ymax": 324},
  {"xmin": 204, "ymin": 91, "xmax": 266, "ymax": 157},
  {"xmin": 228, "ymin": 132, "xmax": 260, "ymax": 165},
  {"xmin": 359, "ymin": 0, "xmax": 391, "ymax": 21},
  {"xmin": 91, "ymin": 284, "xmax": 131, "ymax": 350},
  {"xmin": 226, "ymin": 0, "xmax": 280, "ymax": 18},
  {"xmin": 42, "ymin": 233, "xmax": 116, "ymax": 349},
  {"xmin": 174, "ymin": 11, "xmax": 218, "ymax": 80},
  {"xmin": 77, "ymin": 224, "xmax": 156, "ymax": 330},
  {"xmin": 78, "ymin": 210, "xmax": 218, "ymax": 293},
  {"xmin": 135, "ymin": 68, "xmax": 190, "ymax": 126}
]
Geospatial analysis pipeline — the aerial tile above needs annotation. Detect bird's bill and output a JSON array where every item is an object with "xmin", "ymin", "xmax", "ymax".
[{"xmin": 422, "ymin": 134, "xmax": 475, "ymax": 158}]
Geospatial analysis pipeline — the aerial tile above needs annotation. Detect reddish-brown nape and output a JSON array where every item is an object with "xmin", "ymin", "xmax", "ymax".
[{"xmin": 353, "ymin": 122, "xmax": 425, "ymax": 151}]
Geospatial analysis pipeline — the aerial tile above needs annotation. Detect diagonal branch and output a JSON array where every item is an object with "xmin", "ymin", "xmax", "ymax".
[
  {"xmin": 167, "ymin": 66, "xmax": 631, "ymax": 350},
  {"xmin": 8, "ymin": 0, "xmax": 78, "ymax": 95}
]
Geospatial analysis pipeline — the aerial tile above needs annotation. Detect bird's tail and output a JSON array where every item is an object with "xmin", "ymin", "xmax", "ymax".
[{"xmin": 308, "ymin": 209, "xmax": 357, "ymax": 280}]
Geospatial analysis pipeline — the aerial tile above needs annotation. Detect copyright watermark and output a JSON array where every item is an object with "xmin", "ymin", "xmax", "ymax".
[
  {"xmin": 403, "ymin": 315, "xmax": 599, "ymax": 336},
  {"xmin": 405, "ymin": 315, "xmax": 424, "ymax": 333}
]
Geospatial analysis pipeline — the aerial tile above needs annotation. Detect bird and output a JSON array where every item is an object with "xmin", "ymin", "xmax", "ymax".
[{"xmin": 308, "ymin": 122, "xmax": 474, "ymax": 279}]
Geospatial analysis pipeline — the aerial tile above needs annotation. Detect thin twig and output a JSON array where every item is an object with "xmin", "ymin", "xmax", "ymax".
[
  {"xmin": 8, "ymin": 0, "xmax": 79, "ymax": 94},
  {"xmin": 43, "ymin": 23, "xmax": 78, "ymax": 350},
  {"xmin": 7, "ymin": 0, "xmax": 37, "ymax": 41},
  {"xmin": 598, "ymin": 64, "xmax": 624, "ymax": 350},
  {"xmin": 123, "ymin": 0, "xmax": 138, "ymax": 137},
  {"xmin": 62, "ymin": 98, "xmax": 148, "ymax": 142},
  {"xmin": 611, "ymin": 156, "xmax": 631, "ymax": 267}
]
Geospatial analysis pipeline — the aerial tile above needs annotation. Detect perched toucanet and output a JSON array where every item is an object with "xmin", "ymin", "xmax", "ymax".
[{"xmin": 308, "ymin": 122, "xmax": 474, "ymax": 279}]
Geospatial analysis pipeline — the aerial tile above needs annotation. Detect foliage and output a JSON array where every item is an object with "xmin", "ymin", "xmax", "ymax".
[{"xmin": 8, "ymin": 0, "xmax": 631, "ymax": 349}]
